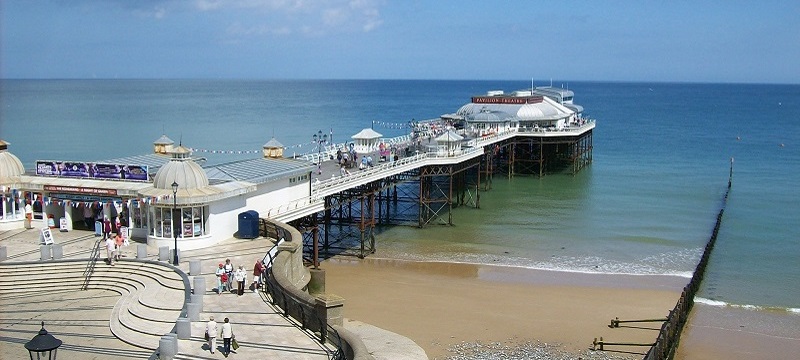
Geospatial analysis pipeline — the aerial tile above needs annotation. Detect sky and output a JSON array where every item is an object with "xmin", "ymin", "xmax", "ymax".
[{"xmin": 2, "ymin": 0, "xmax": 798, "ymax": 84}]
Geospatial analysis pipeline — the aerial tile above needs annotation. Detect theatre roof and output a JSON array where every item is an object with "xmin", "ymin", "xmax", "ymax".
[
  {"xmin": 204, "ymin": 157, "xmax": 313, "ymax": 184},
  {"xmin": 457, "ymin": 96, "xmax": 573, "ymax": 121}
]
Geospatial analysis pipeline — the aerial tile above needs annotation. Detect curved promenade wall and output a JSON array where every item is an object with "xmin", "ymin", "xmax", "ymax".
[{"xmin": 264, "ymin": 218, "xmax": 375, "ymax": 360}]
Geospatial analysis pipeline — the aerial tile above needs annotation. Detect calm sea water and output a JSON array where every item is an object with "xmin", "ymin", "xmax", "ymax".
[{"xmin": 2, "ymin": 80, "xmax": 799, "ymax": 316}]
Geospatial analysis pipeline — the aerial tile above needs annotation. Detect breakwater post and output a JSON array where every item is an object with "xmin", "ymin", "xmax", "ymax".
[{"xmin": 642, "ymin": 159, "xmax": 733, "ymax": 360}]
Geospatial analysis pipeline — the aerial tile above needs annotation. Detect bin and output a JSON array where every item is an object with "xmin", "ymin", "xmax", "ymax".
[
  {"xmin": 237, "ymin": 210, "xmax": 259, "ymax": 239},
  {"xmin": 95, "ymin": 221, "xmax": 103, "ymax": 237}
]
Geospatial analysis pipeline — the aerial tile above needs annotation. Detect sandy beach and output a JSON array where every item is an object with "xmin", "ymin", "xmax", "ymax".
[{"xmin": 322, "ymin": 257, "xmax": 686, "ymax": 359}]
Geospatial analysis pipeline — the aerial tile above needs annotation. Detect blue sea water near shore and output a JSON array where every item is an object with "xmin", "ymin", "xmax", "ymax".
[{"xmin": 2, "ymin": 79, "xmax": 799, "ymax": 321}]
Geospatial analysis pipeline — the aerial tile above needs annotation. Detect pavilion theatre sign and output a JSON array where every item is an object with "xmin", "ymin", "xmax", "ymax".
[{"xmin": 471, "ymin": 96, "xmax": 544, "ymax": 104}]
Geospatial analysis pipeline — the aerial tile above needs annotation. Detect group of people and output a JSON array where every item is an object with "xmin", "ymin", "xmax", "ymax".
[
  {"xmin": 103, "ymin": 226, "xmax": 127, "ymax": 265},
  {"xmin": 204, "ymin": 316, "xmax": 235, "ymax": 357},
  {"xmin": 83, "ymin": 201, "xmax": 128, "ymax": 233},
  {"xmin": 215, "ymin": 258, "xmax": 266, "ymax": 296}
]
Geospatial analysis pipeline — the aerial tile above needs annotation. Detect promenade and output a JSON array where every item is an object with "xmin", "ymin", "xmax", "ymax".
[{"xmin": 0, "ymin": 227, "xmax": 423, "ymax": 360}]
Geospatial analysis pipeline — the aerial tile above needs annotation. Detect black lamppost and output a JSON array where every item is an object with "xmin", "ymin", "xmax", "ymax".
[
  {"xmin": 25, "ymin": 321, "xmax": 62, "ymax": 360},
  {"xmin": 312, "ymin": 130, "xmax": 328, "ymax": 174},
  {"xmin": 171, "ymin": 181, "xmax": 179, "ymax": 266}
]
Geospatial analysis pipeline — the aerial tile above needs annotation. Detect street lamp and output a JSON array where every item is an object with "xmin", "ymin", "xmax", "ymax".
[
  {"xmin": 312, "ymin": 130, "xmax": 328, "ymax": 174},
  {"xmin": 25, "ymin": 321, "xmax": 62, "ymax": 360},
  {"xmin": 171, "ymin": 181, "xmax": 179, "ymax": 266}
]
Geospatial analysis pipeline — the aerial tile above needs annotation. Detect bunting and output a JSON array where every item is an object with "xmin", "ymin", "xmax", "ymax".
[
  {"xmin": 372, "ymin": 120, "xmax": 412, "ymax": 129},
  {"xmin": 188, "ymin": 141, "xmax": 313, "ymax": 155}
]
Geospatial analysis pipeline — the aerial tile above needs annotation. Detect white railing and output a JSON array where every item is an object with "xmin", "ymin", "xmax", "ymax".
[{"xmin": 266, "ymin": 123, "xmax": 593, "ymax": 221}]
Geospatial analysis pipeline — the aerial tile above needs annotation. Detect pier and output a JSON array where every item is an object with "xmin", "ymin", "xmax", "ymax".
[{"xmin": 274, "ymin": 120, "xmax": 595, "ymax": 262}]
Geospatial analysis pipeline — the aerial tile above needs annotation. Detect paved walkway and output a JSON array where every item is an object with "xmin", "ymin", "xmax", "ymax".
[{"xmin": 0, "ymin": 228, "xmax": 334, "ymax": 359}]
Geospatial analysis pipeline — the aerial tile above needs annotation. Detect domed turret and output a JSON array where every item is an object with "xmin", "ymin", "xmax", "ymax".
[
  {"xmin": 262, "ymin": 137, "xmax": 285, "ymax": 159},
  {"xmin": 151, "ymin": 146, "xmax": 209, "ymax": 190},
  {"xmin": 0, "ymin": 140, "xmax": 25, "ymax": 183},
  {"xmin": 153, "ymin": 135, "xmax": 175, "ymax": 155}
]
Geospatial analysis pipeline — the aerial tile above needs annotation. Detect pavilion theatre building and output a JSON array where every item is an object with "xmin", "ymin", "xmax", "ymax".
[{"xmin": 0, "ymin": 137, "xmax": 312, "ymax": 250}]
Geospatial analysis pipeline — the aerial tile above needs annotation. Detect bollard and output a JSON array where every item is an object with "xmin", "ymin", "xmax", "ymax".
[
  {"xmin": 187, "ymin": 302, "xmax": 201, "ymax": 321},
  {"xmin": 51, "ymin": 244, "xmax": 64, "ymax": 259},
  {"xmin": 159, "ymin": 334, "xmax": 176, "ymax": 360},
  {"xmin": 176, "ymin": 318, "xmax": 191, "ymax": 340},
  {"xmin": 167, "ymin": 333, "xmax": 178, "ymax": 357},
  {"xmin": 137, "ymin": 244, "xmax": 147, "ymax": 259},
  {"xmin": 158, "ymin": 246, "xmax": 169, "ymax": 261},
  {"xmin": 193, "ymin": 276, "xmax": 206, "ymax": 295},
  {"xmin": 189, "ymin": 259, "xmax": 202, "ymax": 275},
  {"xmin": 170, "ymin": 248, "xmax": 181, "ymax": 264},
  {"xmin": 0, "ymin": 246, "xmax": 7, "ymax": 261},
  {"xmin": 190, "ymin": 290, "xmax": 202, "ymax": 302},
  {"xmin": 40, "ymin": 245, "xmax": 50, "ymax": 261}
]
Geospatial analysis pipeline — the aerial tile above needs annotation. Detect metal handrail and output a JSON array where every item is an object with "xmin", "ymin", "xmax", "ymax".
[{"xmin": 260, "ymin": 221, "xmax": 345, "ymax": 360}]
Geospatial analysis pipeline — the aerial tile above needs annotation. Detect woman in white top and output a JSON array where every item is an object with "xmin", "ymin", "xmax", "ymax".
[
  {"xmin": 223, "ymin": 259, "xmax": 234, "ymax": 292},
  {"xmin": 221, "ymin": 317, "xmax": 233, "ymax": 356},
  {"xmin": 105, "ymin": 236, "xmax": 116, "ymax": 265},
  {"xmin": 234, "ymin": 265, "xmax": 247, "ymax": 296},
  {"xmin": 215, "ymin": 263, "xmax": 226, "ymax": 294},
  {"xmin": 205, "ymin": 316, "xmax": 217, "ymax": 354}
]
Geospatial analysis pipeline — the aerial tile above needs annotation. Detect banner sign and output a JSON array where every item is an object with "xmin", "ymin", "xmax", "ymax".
[
  {"xmin": 36, "ymin": 161, "xmax": 149, "ymax": 181},
  {"xmin": 44, "ymin": 185, "xmax": 118, "ymax": 195},
  {"xmin": 471, "ymin": 96, "xmax": 544, "ymax": 105}
]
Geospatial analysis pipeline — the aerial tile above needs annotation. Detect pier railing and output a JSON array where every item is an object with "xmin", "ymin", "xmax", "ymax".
[
  {"xmin": 642, "ymin": 161, "xmax": 733, "ymax": 360},
  {"xmin": 266, "ymin": 122, "xmax": 595, "ymax": 221}
]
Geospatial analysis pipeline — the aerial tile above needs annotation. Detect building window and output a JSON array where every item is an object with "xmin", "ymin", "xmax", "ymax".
[
  {"xmin": 150, "ymin": 205, "xmax": 208, "ymax": 238},
  {"xmin": 131, "ymin": 201, "xmax": 146, "ymax": 229}
]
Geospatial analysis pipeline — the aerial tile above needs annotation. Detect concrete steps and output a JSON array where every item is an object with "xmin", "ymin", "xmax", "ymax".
[{"xmin": 0, "ymin": 259, "xmax": 188, "ymax": 351}]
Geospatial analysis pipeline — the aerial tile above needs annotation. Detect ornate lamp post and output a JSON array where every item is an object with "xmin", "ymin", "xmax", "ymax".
[
  {"xmin": 171, "ymin": 181, "xmax": 179, "ymax": 266},
  {"xmin": 312, "ymin": 130, "xmax": 328, "ymax": 174},
  {"xmin": 25, "ymin": 321, "xmax": 62, "ymax": 360}
]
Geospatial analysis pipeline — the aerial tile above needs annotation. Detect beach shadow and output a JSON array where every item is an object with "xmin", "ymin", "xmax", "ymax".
[{"xmin": 609, "ymin": 324, "xmax": 662, "ymax": 331}]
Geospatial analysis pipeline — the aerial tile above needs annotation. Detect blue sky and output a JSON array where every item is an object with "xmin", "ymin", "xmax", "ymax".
[{"xmin": 2, "ymin": 0, "xmax": 798, "ymax": 83}]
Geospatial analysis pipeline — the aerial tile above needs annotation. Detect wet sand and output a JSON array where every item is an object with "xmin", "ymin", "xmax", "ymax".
[
  {"xmin": 322, "ymin": 257, "xmax": 686, "ymax": 359},
  {"xmin": 675, "ymin": 304, "xmax": 800, "ymax": 360}
]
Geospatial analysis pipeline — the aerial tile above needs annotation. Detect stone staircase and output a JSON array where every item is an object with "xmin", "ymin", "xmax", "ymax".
[{"xmin": 0, "ymin": 258, "xmax": 188, "ymax": 351}]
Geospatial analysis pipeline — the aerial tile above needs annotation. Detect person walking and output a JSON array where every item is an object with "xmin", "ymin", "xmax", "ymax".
[
  {"xmin": 215, "ymin": 263, "xmax": 227, "ymax": 295},
  {"xmin": 205, "ymin": 316, "xmax": 218, "ymax": 354},
  {"xmin": 105, "ymin": 235, "xmax": 116, "ymax": 265},
  {"xmin": 114, "ymin": 232, "xmax": 124, "ymax": 261},
  {"xmin": 252, "ymin": 259, "xmax": 266, "ymax": 292},
  {"xmin": 221, "ymin": 317, "xmax": 233, "ymax": 357},
  {"xmin": 234, "ymin": 265, "xmax": 246, "ymax": 296},
  {"xmin": 102, "ymin": 216, "xmax": 112, "ymax": 240},
  {"xmin": 223, "ymin": 259, "xmax": 234, "ymax": 293}
]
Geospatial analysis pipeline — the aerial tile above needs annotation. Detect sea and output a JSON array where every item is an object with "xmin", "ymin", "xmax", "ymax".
[{"xmin": 2, "ymin": 79, "xmax": 799, "ymax": 341}]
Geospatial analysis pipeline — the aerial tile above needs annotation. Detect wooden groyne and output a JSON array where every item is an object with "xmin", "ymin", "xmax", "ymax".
[{"xmin": 642, "ymin": 158, "xmax": 734, "ymax": 360}]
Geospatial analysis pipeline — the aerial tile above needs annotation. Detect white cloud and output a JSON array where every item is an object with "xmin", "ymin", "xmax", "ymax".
[
  {"xmin": 226, "ymin": 22, "xmax": 292, "ymax": 36},
  {"xmin": 198, "ymin": 0, "xmax": 384, "ymax": 38}
]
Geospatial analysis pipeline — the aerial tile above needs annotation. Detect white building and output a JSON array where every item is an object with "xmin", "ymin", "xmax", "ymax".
[{"xmin": 0, "ymin": 137, "xmax": 313, "ymax": 251}]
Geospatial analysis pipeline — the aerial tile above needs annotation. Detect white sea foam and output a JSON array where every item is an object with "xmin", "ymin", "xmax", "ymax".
[
  {"xmin": 694, "ymin": 297, "xmax": 729, "ymax": 307},
  {"xmin": 379, "ymin": 250, "xmax": 694, "ymax": 278},
  {"xmin": 695, "ymin": 297, "xmax": 800, "ymax": 315}
]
